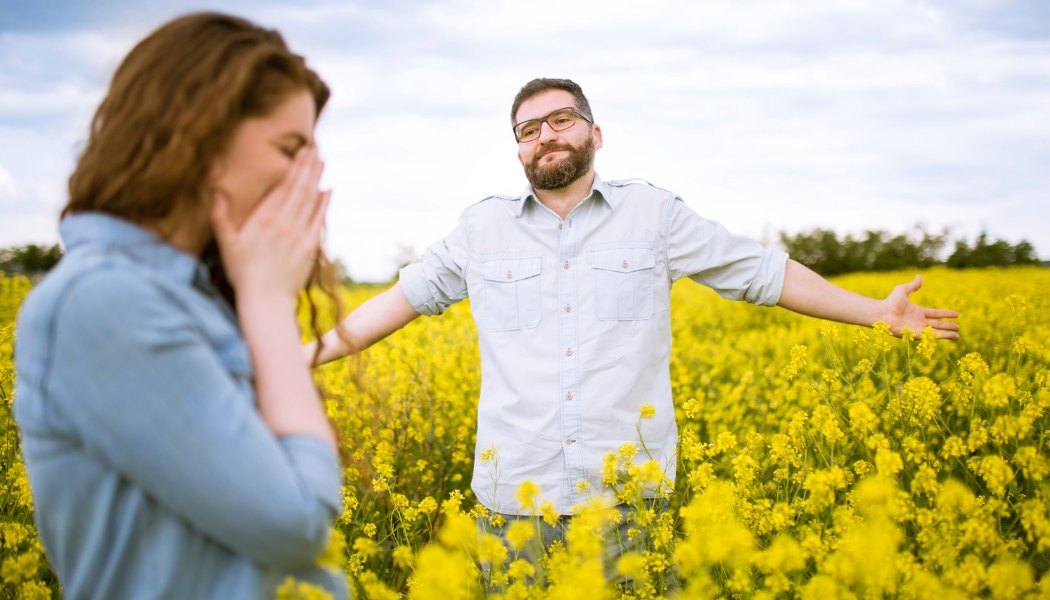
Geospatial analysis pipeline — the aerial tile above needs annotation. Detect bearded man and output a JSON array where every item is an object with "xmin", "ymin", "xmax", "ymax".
[{"xmin": 308, "ymin": 78, "xmax": 959, "ymax": 522}]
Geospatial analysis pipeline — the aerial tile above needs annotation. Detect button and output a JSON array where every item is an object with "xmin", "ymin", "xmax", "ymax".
[
  {"xmin": 565, "ymin": 438, "xmax": 573, "ymax": 445},
  {"xmin": 622, "ymin": 261, "xmax": 628, "ymax": 268},
  {"xmin": 558, "ymin": 223, "xmax": 563, "ymax": 229},
  {"xmin": 506, "ymin": 271, "xmax": 512, "ymax": 279},
  {"xmin": 566, "ymin": 348, "xmax": 572, "ymax": 356},
  {"xmin": 566, "ymin": 393, "xmax": 573, "ymax": 400},
  {"xmin": 563, "ymin": 261, "xmax": 570, "ymax": 269},
  {"xmin": 565, "ymin": 305, "xmax": 571, "ymax": 312}
]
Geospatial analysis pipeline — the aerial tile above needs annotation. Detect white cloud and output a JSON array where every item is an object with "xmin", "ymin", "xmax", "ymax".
[{"xmin": 1, "ymin": 0, "xmax": 1047, "ymax": 280}]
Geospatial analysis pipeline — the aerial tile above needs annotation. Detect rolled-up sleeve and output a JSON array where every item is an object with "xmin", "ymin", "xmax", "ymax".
[
  {"xmin": 666, "ymin": 197, "xmax": 788, "ymax": 306},
  {"xmin": 48, "ymin": 269, "xmax": 341, "ymax": 569},
  {"xmin": 399, "ymin": 218, "xmax": 471, "ymax": 316}
]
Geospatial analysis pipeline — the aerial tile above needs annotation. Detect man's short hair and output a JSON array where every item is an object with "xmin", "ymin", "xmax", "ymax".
[{"xmin": 511, "ymin": 78, "xmax": 593, "ymax": 125}]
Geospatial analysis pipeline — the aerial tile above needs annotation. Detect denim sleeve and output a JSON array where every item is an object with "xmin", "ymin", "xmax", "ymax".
[
  {"xmin": 47, "ymin": 269, "xmax": 340, "ymax": 569},
  {"xmin": 666, "ymin": 197, "xmax": 788, "ymax": 306},
  {"xmin": 399, "ymin": 218, "xmax": 470, "ymax": 316}
]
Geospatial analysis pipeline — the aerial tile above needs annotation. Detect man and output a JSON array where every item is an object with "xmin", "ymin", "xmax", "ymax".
[{"xmin": 307, "ymin": 78, "xmax": 959, "ymax": 518}]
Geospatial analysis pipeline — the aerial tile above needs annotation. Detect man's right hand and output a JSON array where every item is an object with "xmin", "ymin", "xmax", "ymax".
[{"xmin": 306, "ymin": 282, "xmax": 421, "ymax": 367}]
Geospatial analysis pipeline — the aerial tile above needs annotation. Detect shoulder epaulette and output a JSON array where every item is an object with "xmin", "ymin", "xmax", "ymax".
[
  {"xmin": 606, "ymin": 178, "xmax": 655, "ymax": 188},
  {"xmin": 472, "ymin": 194, "xmax": 519, "ymax": 206}
]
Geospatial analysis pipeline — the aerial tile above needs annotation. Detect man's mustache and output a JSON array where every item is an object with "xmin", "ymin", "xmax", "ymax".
[{"xmin": 532, "ymin": 143, "xmax": 574, "ymax": 165}]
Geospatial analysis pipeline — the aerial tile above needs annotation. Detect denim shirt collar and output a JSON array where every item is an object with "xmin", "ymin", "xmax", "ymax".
[
  {"xmin": 60, "ymin": 212, "xmax": 207, "ymax": 287},
  {"xmin": 516, "ymin": 171, "xmax": 614, "ymax": 218}
]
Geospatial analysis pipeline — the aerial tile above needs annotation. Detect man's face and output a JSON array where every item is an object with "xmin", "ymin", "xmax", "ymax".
[{"xmin": 515, "ymin": 90, "xmax": 603, "ymax": 191}]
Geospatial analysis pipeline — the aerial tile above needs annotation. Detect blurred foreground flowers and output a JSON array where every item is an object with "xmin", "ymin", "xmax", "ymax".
[{"xmin": 1, "ymin": 266, "xmax": 1048, "ymax": 598}]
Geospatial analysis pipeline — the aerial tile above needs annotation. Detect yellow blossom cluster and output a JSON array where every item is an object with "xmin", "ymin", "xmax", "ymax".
[{"xmin": 1, "ymin": 266, "xmax": 1048, "ymax": 598}]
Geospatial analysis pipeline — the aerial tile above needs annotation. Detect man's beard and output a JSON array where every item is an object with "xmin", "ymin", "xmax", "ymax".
[{"xmin": 524, "ymin": 135, "xmax": 596, "ymax": 191}]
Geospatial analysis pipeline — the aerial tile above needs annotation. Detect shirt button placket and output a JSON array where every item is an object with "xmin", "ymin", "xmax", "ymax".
[{"xmin": 557, "ymin": 217, "xmax": 583, "ymax": 510}]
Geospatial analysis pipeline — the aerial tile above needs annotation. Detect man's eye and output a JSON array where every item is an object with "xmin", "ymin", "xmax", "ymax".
[
  {"xmin": 522, "ymin": 127, "xmax": 538, "ymax": 137},
  {"xmin": 280, "ymin": 146, "xmax": 297, "ymax": 158}
]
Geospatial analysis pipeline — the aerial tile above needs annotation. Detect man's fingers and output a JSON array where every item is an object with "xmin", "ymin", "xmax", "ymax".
[
  {"xmin": 928, "ymin": 318, "xmax": 960, "ymax": 330},
  {"xmin": 925, "ymin": 308, "xmax": 959, "ymax": 319},
  {"xmin": 901, "ymin": 275, "xmax": 923, "ymax": 296}
]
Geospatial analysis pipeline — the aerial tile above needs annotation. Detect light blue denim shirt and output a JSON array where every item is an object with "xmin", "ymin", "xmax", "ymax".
[
  {"xmin": 14, "ymin": 214, "xmax": 347, "ymax": 600},
  {"xmin": 399, "ymin": 174, "xmax": 788, "ymax": 515}
]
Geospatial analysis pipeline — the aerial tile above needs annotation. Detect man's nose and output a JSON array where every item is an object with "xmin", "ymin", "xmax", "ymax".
[{"xmin": 537, "ymin": 120, "xmax": 559, "ymax": 143}]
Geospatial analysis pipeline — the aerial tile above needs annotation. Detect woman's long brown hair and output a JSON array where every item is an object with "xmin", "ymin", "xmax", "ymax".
[{"xmin": 65, "ymin": 12, "xmax": 347, "ymax": 365}]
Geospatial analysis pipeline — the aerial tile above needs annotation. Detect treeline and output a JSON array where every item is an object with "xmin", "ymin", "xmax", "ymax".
[
  {"xmin": 0, "ymin": 244, "xmax": 63, "ymax": 276},
  {"xmin": 1, "ymin": 230, "xmax": 1044, "ymax": 279},
  {"xmin": 780, "ymin": 228, "xmax": 1042, "ymax": 277}
]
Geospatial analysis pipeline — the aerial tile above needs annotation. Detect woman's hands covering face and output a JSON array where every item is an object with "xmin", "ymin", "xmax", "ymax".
[{"xmin": 210, "ymin": 146, "xmax": 330, "ymax": 303}]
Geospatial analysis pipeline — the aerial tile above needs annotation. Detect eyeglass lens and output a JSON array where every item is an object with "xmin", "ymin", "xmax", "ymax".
[{"xmin": 515, "ymin": 108, "xmax": 579, "ymax": 142}]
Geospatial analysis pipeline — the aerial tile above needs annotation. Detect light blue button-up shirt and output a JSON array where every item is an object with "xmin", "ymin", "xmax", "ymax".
[
  {"xmin": 14, "ymin": 214, "xmax": 347, "ymax": 600},
  {"xmin": 399, "ymin": 174, "xmax": 788, "ymax": 515}
]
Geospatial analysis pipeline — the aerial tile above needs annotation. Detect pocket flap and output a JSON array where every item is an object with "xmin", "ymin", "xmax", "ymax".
[
  {"xmin": 480, "ymin": 254, "xmax": 543, "ymax": 282},
  {"xmin": 588, "ymin": 246, "xmax": 656, "ymax": 273}
]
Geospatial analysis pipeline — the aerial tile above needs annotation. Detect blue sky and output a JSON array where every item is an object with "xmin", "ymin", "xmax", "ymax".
[{"xmin": 1, "ymin": 0, "xmax": 1048, "ymax": 281}]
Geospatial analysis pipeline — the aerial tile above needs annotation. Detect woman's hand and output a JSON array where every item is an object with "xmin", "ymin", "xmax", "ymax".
[{"xmin": 210, "ymin": 147, "xmax": 331, "ymax": 304}]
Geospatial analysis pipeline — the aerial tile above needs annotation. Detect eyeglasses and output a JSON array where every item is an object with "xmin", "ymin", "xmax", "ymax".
[{"xmin": 512, "ymin": 107, "xmax": 593, "ymax": 143}]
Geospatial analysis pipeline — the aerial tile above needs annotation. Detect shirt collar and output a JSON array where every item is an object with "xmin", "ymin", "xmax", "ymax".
[
  {"xmin": 515, "ymin": 172, "xmax": 616, "ymax": 218},
  {"xmin": 60, "ymin": 212, "xmax": 204, "ymax": 286}
]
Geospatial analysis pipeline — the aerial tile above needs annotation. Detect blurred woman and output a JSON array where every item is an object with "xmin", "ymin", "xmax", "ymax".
[{"xmin": 13, "ymin": 13, "xmax": 348, "ymax": 599}]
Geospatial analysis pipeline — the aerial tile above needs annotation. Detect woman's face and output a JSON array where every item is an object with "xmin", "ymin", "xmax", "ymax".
[{"xmin": 210, "ymin": 89, "xmax": 318, "ymax": 227}]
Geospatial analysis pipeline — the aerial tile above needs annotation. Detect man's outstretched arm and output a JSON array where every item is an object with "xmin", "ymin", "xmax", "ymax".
[
  {"xmin": 304, "ymin": 282, "xmax": 421, "ymax": 367},
  {"xmin": 776, "ymin": 259, "xmax": 960, "ymax": 339}
]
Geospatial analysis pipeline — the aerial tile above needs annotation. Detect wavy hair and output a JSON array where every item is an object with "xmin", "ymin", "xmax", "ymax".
[{"xmin": 65, "ymin": 12, "xmax": 345, "ymax": 362}]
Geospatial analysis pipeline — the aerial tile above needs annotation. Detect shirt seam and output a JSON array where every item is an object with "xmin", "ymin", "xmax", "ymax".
[{"xmin": 663, "ymin": 192, "xmax": 675, "ymax": 288}]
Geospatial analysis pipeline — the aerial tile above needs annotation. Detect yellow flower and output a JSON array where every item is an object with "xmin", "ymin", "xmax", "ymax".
[
  {"xmin": 507, "ymin": 559, "xmax": 535, "ymax": 581},
  {"xmin": 539, "ymin": 500, "xmax": 559, "ymax": 527},
  {"xmin": 478, "ymin": 533, "xmax": 508, "ymax": 564},
  {"xmin": 480, "ymin": 444, "xmax": 498, "ymax": 462},
  {"xmin": 781, "ymin": 345, "xmax": 808, "ymax": 381},
  {"xmin": 615, "ymin": 552, "xmax": 647, "ymax": 580},
  {"xmin": 875, "ymin": 448, "xmax": 904, "ymax": 476},
  {"xmin": 505, "ymin": 520, "xmax": 535, "ymax": 552},
  {"xmin": 917, "ymin": 325, "xmax": 938, "ymax": 359},
  {"xmin": 276, "ymin": 576, "xmax": 334, "ymax": 600},
  {"xmin": 754, "ymin": 535, "xmax": 805, "ymax": 573},
  {"xmin": 638, "ymin": 403, "xmax": 656, "ymax": 419},
  {"xmin": 982, "ymin": 373, "xmax": 1017, "ymax": 409},
  {"xmin": 392, "ymin": 545, "xmax": 415, "ymax": 569},
  {"xmin": 985, "ymin": 556, "xmax": 1034, "ymax": 600},
  {"xmin": 514, "ymin": 481, "xmax": 540, "ymax": 511},
  {"xmin": 352, "ymin": 537, "xmax": 377, "ymax": 559},
  {"xmin": 978, "ymin": 455, "xmax": 1014, "ymax": 497}
]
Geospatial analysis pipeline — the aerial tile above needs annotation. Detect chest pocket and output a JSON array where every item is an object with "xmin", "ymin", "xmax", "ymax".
[
  {"xmin": 479, "ymin": 251, "xmax": 544, "ymax": 331},
  {"xmin": 588, "ymin": 244, "xmax": 656, "ymax": 321}
]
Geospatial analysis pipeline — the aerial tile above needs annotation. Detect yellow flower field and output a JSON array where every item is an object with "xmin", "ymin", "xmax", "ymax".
[{"xmin": 2, "ymin": 266, "xmax": 1048, "ymax": 599}]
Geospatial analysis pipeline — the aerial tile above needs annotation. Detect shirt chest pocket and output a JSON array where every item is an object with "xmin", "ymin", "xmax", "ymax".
[
  {"xmin": 588, "ymin": 244, "xmax": 656, "ymax": 321},
  {"xmin": 479, "ymin": 251, "xmax": 544, "ymax": 331}
]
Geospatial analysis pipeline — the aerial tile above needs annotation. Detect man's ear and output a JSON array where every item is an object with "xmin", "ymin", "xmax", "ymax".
[{"xmin": 592, "ymin": 124, "xmax": 603, "ymax": 151}]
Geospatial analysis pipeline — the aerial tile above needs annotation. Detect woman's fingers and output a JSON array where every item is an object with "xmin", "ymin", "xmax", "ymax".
[
  {"xmin": 276, "ymin": 148, "xmax": 323, "ymax": 225},
  {"xmin": 253, "ymin": 146, "xmax": 314, "ymax": 221}
]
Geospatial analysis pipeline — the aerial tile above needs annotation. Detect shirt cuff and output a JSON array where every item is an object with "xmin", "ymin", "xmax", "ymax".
[
  {"xmin": 278, "ymin": 435, "xmax": 343, "ymax": 515},
  {"xmin": 398, "ymin": 262, "xmax": 441, "ymax": 316},
  {"xmin": 744, "ymin": 248, "xmax": 789, "ymax": 307}
]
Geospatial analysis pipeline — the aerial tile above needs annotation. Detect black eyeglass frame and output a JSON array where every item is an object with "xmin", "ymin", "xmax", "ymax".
[{"xmin": 512, "ymin": 107, "xmax": 594, "ymax": 143}]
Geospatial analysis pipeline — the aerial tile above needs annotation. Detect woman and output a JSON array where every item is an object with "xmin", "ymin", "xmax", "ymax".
[{"xmin": 14, "ymin": 13, "xmax": 348, "ymax": 599}]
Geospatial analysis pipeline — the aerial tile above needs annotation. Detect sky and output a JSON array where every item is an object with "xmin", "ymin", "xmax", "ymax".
[{"xmin": 1, "ymin": 0, "xmax": 1048, "ymax": 281}]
